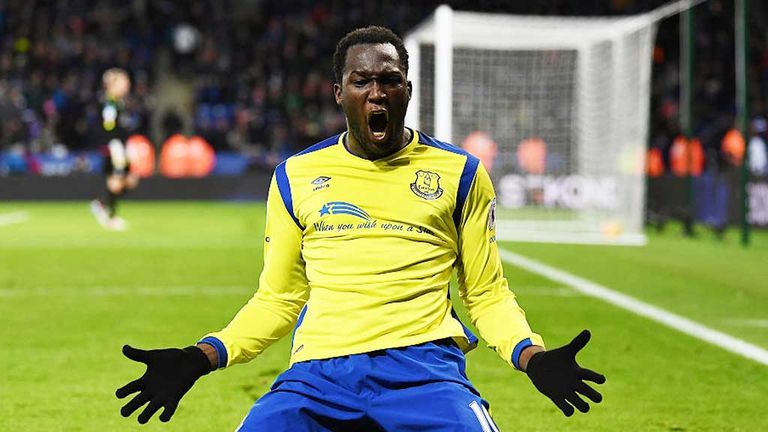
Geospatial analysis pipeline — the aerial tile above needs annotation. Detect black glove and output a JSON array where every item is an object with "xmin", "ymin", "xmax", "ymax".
[
  {"xmin": 525, "ymin": 330, "xmax": 606, "ymax": 416},
  {"xmin": 116, "ymin": 345, "xmax": 212, "ymax": 424}
]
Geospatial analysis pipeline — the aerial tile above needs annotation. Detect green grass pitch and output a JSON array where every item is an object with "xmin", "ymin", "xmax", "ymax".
[{"xmin": 1, "ymin": 201, "xmax": 766, "ymax": 431}]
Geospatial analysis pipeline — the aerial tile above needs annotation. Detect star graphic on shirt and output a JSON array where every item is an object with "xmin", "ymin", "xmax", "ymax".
[{"xmin": 319, "ymin": 204, "xmax": 331, "ymax": 216}]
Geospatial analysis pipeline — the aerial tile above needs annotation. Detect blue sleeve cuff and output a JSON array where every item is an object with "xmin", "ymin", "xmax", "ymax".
[
  {"xmin": 511, "ymin": 337, "xmax": 533, "ymax": 370},
  {"xmin": 198, "ymin": 336, "xmax": 228, "ymax": 369}
]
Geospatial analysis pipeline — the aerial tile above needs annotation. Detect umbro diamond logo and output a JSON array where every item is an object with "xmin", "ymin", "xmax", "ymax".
[{"xmin": 312, "ymin": 176, "xmax": 331, "ymax": 191}]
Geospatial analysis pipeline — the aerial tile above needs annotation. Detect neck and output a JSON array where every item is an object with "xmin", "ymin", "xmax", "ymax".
[{"xmin": 345, "ymin": 128, "xmax": 411, "ymax": 160}]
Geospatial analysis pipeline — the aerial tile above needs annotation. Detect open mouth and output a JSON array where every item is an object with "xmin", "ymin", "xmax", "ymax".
[{"xmin": 368, "ymin": 111, "xmax": 388, "ymax": 139}]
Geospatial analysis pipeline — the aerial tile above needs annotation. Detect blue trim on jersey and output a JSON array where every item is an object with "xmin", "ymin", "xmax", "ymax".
[
  {"xmin": 417, "ymin": 132, "xmax": 480, "ymax": 229},
  {"xmin": 418, "ymin": 132, "xmax": 472, "ymax": 157},
  {"xmin": 291, "ymin": 305, "xmax": 308, "ymax": 348},
  {"xmin": 275, "ymin": 162, "xmax": 302, "ymax": 230},
  {"xmin": 295, "ymin": 134, "xmax": 341, "ymax": 156},
  {"xmin": 454, "ymin": 156, "xmax": 480, "ymax": 228},
  {"xmin": 273, "ymin": 134, "xmax": 340, "ymax": 230},
  {"xmin": 511, "ymin": 337, "xmax": 533, "ymax": 370},
  {"xmin": 198, "ymin": 336, "xmax": 228, "ymax": 369}
]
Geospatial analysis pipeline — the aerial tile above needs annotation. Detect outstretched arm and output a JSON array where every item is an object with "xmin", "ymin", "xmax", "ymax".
[
  {"xmin": 197, "ymin": 167, "xmax": 309, "ymax": 368},
  {"xmin": 454, "ymin": 162, "xmax": 605, "ymax": 415},
  {"xmin": 456, "ymin": 162, "xmax": 544, "ymax": 368},
  {"xmin": 116, "ymin": 168, "xmax": 308, "ymax": 424}
]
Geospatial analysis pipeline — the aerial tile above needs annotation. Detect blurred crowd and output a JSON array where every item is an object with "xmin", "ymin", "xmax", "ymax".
[
  {"xmin": 649, "ymin": 0, "xmax": 768, "ymax": 177},
  {"xmin": 0, "ymin": 0, "xmax": 155, "ymax": 155},
  {"xmin": 1, "ymin": 0, "xmax": 768, "ymax": 174}
]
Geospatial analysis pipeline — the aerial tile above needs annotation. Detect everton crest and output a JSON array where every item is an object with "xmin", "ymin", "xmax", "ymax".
[{"xmin": 410, "ymin": 170, "xmax": 443, "ymax": 200}]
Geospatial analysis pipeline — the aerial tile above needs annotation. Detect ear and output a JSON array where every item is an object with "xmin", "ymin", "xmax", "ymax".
[
  {"xmin": 333, "ymin": 83, "xmax": 343, "ymax": 106},
  {"xmin": 407, "ymin": 81, "xmax": 413, "ymax": 100}
]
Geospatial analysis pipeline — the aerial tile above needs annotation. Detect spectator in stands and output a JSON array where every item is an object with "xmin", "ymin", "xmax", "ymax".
[{"xmin": 749, "ymin": 117, "xmax": 768, "ymax": 176}]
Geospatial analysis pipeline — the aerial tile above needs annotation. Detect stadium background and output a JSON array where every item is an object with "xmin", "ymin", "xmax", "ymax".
[
  {"xmin": 1, "ymin": 1, "xmax": 767, "ymax": 206},
  {"xmin": 1, "ymin": 1, "xmax": 768, "ymax": 431}
]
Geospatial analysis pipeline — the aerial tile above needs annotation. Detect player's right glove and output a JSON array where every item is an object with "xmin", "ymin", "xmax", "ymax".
[
  {"xmin": 116, "ymin": 345, "xmax": 212, "ymax": 424},
  {"xmin": 525, "ymin": 329, "xmax": 606, "ymax": 416}
]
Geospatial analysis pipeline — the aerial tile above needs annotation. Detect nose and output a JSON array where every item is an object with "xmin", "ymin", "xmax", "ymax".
[{"xmin": 368, "ymin": 80, "xmax": 386, "ymax": 103}]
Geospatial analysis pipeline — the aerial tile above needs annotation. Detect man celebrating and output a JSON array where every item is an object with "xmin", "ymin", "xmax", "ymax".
[{"xmin": 117, "ymin": 26, "xmax": 605, "ymax": 430}]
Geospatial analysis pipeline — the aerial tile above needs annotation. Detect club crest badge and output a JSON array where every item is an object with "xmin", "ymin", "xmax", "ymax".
[{"xmin": 410, "ymin": 170, "xmax": 443, "ymax": 200}]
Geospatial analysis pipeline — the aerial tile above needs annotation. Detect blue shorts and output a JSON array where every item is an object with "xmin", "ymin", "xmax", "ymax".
[{"xmin": 237, "ymin": 339, "xmax": 500, "ymax": 431}]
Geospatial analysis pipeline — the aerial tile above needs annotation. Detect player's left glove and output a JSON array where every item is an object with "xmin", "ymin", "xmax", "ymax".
[
  {"xmin": 525, "ymin": 329, "xmax": 606, "ymax": 416},
  {"xmin": 116, "ymin": 345, "xmax": 212, "ymax": 424}
]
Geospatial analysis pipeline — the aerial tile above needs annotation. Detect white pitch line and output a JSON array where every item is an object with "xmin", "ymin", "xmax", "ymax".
[
  {"xmin": 514, "ymin": 286, "xmax": 581, "ymax": 297},
  {"xmin": 499, "ymin": 248, "xmax": 768, "ymax": 366},
  {"xmin": 724, "ymin": 319, "xmax": 768, "ymax": 329},
  {"xmin": 0, "ymin": 211, "xmax": 28, "ymax": 227}
]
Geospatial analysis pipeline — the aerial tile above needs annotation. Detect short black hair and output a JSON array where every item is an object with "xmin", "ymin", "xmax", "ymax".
[{"xmin": 333, "ymin": 26, "xmax": 409, "ymax": 84}]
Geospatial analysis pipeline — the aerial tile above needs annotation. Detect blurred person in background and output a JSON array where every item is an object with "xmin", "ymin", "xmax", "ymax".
[
  {"xmin": 90, "ymin": 68, "xmax": 139, "ymax": 231},
  {"xmin": 749, "ymin": 117, "xmax": 768, "ymax": 177}
]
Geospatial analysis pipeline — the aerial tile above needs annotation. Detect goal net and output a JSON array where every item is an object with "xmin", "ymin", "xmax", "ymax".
[{"xmin": 405, "ymin": 6, "xmax": 669, "ymax": 245}]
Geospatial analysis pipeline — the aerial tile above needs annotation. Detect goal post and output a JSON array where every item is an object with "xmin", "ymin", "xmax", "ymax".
[{"xmin": 405, "ymin": 3, "xmax": 698, "ymax": 245}]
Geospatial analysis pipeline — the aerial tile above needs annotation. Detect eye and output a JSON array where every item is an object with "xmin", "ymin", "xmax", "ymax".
[
  {"xmin": 353, "ymin": 79, "xmax": 368, "ymax": 87},
  {"xmin": 382, "ymin": 76, "xmax": 403, "ymax": 86}
]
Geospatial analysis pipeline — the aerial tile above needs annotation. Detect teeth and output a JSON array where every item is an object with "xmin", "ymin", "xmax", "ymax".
[{"xmin": 373, "ymin": 131, "xmax": 385, "ymax": 138}]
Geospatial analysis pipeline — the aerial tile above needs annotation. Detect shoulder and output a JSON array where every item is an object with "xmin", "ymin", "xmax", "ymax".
[
  {"xmin": 293, "ymin": 134, "xmax": 342, "ymax": 159},
  {"xmin": 416, "ymin": 130, "xmax": 477, "ymax": 160},
  {"xmin": 416, "ymin": 130, "xmax": 481, "ymax": 179},
  {"xmin": 275, "ymin": 133, "xmax": 342, "ymax": 178}
]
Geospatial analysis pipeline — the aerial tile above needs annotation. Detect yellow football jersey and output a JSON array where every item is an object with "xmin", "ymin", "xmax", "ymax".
[{"xmin": 200, "ymin": 129, "xmax": 543, "ymax": 369}]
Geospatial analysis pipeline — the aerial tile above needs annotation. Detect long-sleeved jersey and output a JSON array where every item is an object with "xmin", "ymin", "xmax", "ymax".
[{"xmin": 200, "ymin": 129, "xmax": 544, "ymax": 370}]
